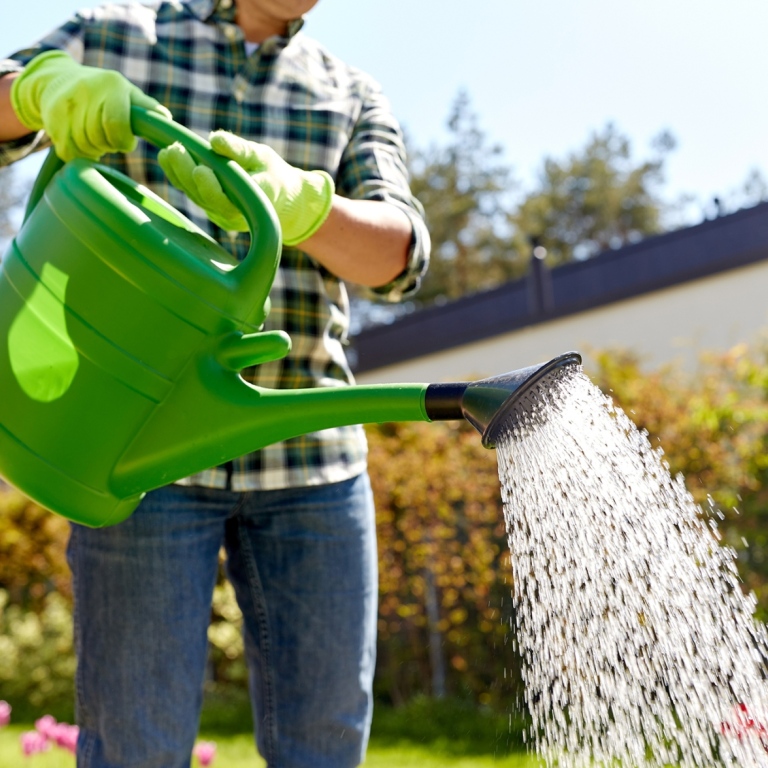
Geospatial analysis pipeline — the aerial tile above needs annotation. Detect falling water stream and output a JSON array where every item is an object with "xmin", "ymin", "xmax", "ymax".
[{"xmin": 496, "ymin": 364, "xmax": 768, "ymax": 766}]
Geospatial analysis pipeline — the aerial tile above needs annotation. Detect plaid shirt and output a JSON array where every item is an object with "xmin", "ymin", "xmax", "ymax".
[{"xmin": 0, "ymin": 0, "xmax": 429, "ymax": 491}]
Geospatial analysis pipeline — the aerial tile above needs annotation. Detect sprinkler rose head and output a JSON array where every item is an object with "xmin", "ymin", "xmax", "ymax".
[{"xmin": 423, "ymin": 352, "xmax": 582, "ymax": 448}]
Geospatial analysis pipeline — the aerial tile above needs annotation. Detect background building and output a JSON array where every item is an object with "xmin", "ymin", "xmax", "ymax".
[{"xmin": 351, "ymin": 202, "xmax": 768, "ymax": 383}]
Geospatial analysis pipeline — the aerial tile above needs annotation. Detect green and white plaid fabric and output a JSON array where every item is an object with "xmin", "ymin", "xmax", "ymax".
[{"xmin": 0, "ymin": 0, "xmax": 429, "ymax": 491}]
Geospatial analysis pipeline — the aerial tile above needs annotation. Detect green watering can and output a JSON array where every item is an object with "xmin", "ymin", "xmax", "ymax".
[{"xmin": 0, "ymin": 107, "xmax": 580, "ymax": 527}]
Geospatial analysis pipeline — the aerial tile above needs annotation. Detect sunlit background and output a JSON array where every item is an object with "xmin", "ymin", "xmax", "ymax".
[{"xmin": 3, "ymin": 0, "xmax": 767, "ymax": 223}]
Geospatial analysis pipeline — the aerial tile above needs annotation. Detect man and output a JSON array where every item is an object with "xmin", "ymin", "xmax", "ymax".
[{"xmin": 0, "ymin": 2, "xmax": 429, "ymax": 766}]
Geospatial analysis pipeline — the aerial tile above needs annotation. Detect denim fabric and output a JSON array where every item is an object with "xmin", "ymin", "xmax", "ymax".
[{"xmin": 66, "ymin": 474, "xmax": 378, "ymax": 768}]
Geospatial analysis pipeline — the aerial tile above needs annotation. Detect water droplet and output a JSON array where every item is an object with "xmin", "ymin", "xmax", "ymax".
[{"xmin": 496, "ymin": 367, "xmax": 768, "ymax": 766}]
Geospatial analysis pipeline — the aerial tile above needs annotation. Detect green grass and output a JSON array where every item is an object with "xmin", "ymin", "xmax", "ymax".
[
  {"xmin": 0, "ymin": 695, "xmax": 542, "ymax": 766},
  {"xmin": 0, "ymin": 726, "xmax": 541, "ymax": 767},
  {"xmin": 1, "ymin": 726, "xmax": 75, "ymax": 767},
  {"xmin": 366, "ymin": 744, "xmax": 541, "ymax": 767}
]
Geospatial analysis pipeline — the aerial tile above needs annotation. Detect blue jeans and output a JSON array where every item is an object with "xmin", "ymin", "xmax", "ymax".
[{"xmin": 66, "ymin": 474, "xmax": 378, "ymax": 768}]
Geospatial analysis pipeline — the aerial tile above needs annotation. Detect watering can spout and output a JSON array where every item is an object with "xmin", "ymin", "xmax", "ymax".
[
  {"xmin": 112, "ymin": 350, "xmax": 583, "ymax": 497},
  {"xmin": 424, "ymin": 352, "xmax": 582, "ymax": 447}
]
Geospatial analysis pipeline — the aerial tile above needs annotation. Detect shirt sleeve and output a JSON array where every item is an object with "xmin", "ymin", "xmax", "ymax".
[
  {"xmin": 335, "ymin": 78, "xmax": 430, "ymax": 303},
  {"xmin": 0, "ymin": 14, "xmax": 87, "ymax": 167}
]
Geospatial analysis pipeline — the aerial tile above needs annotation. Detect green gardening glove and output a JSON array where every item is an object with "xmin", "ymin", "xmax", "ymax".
[
  {"xmin": 158, "ymin": 130, "xmax": 334, "ymax": 245},
  {"xmin": 10, "ymin": 50, "xmax": 171, "ymax": 162}
]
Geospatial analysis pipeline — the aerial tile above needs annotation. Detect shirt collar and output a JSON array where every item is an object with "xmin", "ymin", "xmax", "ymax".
[
  {"xmin": 184, "ymin": 0, "xmax": 221, "ymax": 22},
  {"xmin": 183, "ymin": 0, "xmax": 305, "ymax": 38}
]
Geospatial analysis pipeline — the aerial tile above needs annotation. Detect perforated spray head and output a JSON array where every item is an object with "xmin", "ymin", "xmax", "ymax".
[{"xmin": 423, "ymin": 352, "xmax": 582, "ymax": 448}]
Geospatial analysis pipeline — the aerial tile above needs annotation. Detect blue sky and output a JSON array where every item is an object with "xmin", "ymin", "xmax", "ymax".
[{"xmin": 3, "ymin": 0, "xmax": 768, "ymax": 222}]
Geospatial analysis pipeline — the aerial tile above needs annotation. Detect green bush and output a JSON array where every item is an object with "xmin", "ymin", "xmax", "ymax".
[
  {"xmin": 0, "ymin": 488, "xmax": 75, "ymax": 718},
  {"xmin": 370, "ymin": 695, "xmax": 529, "ymax": 756},
  {"xmin": 207, "ymin": 576, "xmax": 248, "ymax": 687},
  {"xmin": 0, "ymin": 588, "xmax": 75, "ymax": 720},
  {"xmin": 0, "ymin": 487, "xmax": 71, "ymax": 610},
  {"xmin": 366, "ymin": 419, "xmax": 523, "ymax": 707},
  {"xmin": 3, "ymin": 343, "xmax": 768, "ymax": 716},
  {"xmin": 366, "ymin": 342, "xmax": 768, "ymax": 707}
]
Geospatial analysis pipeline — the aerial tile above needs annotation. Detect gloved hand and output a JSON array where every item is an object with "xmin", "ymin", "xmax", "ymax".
[
  {"xmin": 10, "ymin": 50, "xmax": 171, "ymax": 162},
  {"xmin": 157, "ymin": 130, "xmax": 334, "ymax": 245}
]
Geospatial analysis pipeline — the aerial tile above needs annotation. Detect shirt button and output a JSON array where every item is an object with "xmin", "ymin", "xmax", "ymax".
[
  {"xmin": 234, "ymin": 83, "xmax": 247, "ymax": 103},
  {"xmin": 223, "ymin": 24, "xmax": 238, "ymax": 41},
  {"xmin": 219, "ymin": 0, "xmax": 233, "ymax": 8}
]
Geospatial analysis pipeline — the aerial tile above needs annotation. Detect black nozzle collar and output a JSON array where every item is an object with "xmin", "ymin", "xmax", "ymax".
[{"xmin": 423, "ymin": 352, "xmax": 582, "ymax": 448}]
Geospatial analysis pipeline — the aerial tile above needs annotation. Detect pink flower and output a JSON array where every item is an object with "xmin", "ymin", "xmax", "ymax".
[
  {"xmin": 193, "ymin": 740, "xmax": 217, "ymax": 766},
  {"xmin": 35, "ymin": 714, "xmax": 58, "ymax": 740},
  {"xmin": 53, "ymin": 723, "xmax": 80, "ymax": 753},
  {"xmin": 0, "ymin": 701, "xmax": 11, "ymax": 727},
  {"xmin": 28, "ymin": 715, "xmax": 80, "ymax": 755},
  {"xmin": 20, "ymin": 730, "xmax": 50, "ymax": 756}
]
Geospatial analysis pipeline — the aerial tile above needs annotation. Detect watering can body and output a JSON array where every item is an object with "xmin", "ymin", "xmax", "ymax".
[
  {"xmin": 0, "ymin": 109, "xmax": 431, "ymax": 526},
  {"xmin": 0, "ymin": 111, "xmax": 270, "ymax": 525}
]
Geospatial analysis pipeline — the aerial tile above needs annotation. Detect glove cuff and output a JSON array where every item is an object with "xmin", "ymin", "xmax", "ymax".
[
  {"xmin": 10, "ymin": 50, "xmax": 78, "ymax": 131},
  {"xmin": 282, "ymin": 170, "xmax": 335, "ymax": 246}
]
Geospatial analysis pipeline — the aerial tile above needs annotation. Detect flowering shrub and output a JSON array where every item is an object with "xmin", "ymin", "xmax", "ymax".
[
  {"xmin": 17, "ymin": 714, "xmax": 78, "ymax": 756},
  {"xmin": 1, "ymin": 703, "xmax": 215, "ymax": 763},
  {"xmin": 4, "ymin": 343, "xmax": 768, "ymax": 714},
  {"xmin": 34, "ymin": 715, "xmax": 79, "ymax": 752},
  {"xmin": 367, "ymin": 418, "xmax": 518, "ymax": 705},
  {"xmin": 0, "ymin": 589, "xmax": 75, "ymax": 713},
  {"xmin": 0, "ymin": 487, "xmax": 71, "ymax": 608}
]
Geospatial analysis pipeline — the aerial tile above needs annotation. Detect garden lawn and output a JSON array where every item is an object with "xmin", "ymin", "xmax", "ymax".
[
  {"xmin": 0, "ymin": 726, "xmax": 541, "ymax": 767},
  {"xmin": 0, "ymin": 695, "xmax": 542, "ymax": 766},
  {"xmin": 366, "ymin": 743, "xmax": 541, "ymax": 766}
]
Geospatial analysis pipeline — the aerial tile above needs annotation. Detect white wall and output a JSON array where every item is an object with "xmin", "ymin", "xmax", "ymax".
[{"xmin": 355, "ymin": 260, "xmax": 768, "ymax": 384}]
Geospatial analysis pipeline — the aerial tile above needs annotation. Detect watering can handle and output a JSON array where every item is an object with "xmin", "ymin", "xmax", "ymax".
[{"xmin": 23, "ymin": 106, "xmax": 282, "ymax": 315}]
